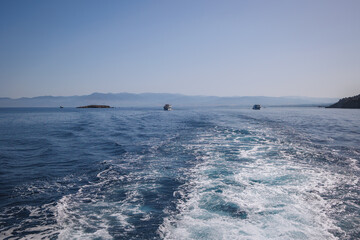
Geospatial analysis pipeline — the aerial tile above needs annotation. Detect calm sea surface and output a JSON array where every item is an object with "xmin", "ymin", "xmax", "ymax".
[{"xmin": 0, "ymin": 107, "xmax": 359, "ymax": 239}]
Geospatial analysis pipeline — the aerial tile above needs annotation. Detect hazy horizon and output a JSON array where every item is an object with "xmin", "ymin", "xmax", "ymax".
[
  {"xmin": 0, "ymin": 91, "xmax": 341, "ymax": 100},
  {"xmin": 1, "ymin": 0, "xmax": 359, "ymax": 98}
]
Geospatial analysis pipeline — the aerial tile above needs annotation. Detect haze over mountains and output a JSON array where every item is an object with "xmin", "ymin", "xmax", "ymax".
[{"xmin": 0, "ymin": 92, "xmax": 338, "ymax": 108}]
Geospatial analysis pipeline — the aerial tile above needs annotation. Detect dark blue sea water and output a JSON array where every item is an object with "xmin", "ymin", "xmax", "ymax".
[{"xmin": 0, "ymin": 107, "xmax": 359, "ymax": 239}]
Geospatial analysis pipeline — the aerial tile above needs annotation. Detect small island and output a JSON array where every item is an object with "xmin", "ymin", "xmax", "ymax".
[
  {"xmin": 326, "ymin": 94, "xmax": 360, "ymax": 109},
  {"xmin": 77, "ymin": 105, "xmax": 111, "ymax": 108}
]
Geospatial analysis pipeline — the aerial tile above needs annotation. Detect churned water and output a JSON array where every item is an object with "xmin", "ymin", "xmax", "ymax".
[{"xmin": 0, "ymin": 107, "xmax": 359, "ymax": 239}]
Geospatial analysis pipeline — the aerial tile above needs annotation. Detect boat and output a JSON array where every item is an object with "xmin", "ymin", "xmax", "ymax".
[
  {"xmin": 252, "ymin": 104, "xmax": 261, "ymax": 110},
  {"xmin": 163, "ymin": 104, "xmax": 172, "ymax": 111},
  {"xmin": 60, "ymin": 106, "xmax": 64, "ymax": 108}
]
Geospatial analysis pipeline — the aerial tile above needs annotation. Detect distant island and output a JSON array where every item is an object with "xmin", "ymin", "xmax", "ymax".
[
  {"xmin": 77, "ymin": 105, "xmax": 111, "ymax": 108},
  {"xmin": 326, "ymin": 94, "xmax": 360, "ymax": 109}
]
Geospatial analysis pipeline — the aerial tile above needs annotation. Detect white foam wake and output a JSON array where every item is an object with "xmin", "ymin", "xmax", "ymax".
[{"xmin": 159, "ymin": 127, "xmax": 348, "ymax": 239}]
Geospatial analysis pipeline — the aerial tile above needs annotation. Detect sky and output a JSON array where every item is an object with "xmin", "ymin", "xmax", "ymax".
[{"xmin": 0, "ymin": 0, "xmax": 359, "ymax": 98}]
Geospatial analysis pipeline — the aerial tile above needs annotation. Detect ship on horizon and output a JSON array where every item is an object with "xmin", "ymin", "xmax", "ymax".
[
  {"xmin": 163, "ymin": 104, "xmax": 172, "ymax": 111},
  {"xmin": 252, "ymin": 104, "xmax": 261, "ymax": 110}
]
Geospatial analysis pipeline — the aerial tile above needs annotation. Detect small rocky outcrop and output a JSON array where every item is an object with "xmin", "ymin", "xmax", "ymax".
[
  {"xmin": 326, "ymin": 94, "xmax": 360, "ymax": 109},
  {"xmin": 77, "ymin": 105, "xmax": 111, "ymax": 108}
]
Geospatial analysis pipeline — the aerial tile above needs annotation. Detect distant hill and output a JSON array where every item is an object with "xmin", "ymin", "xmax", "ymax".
[
  {"xmin": 0, "ymin": 92, "xmax": 337, "ymax": 108},
  {"xmin": 326, "ymin": 94, "xmax": 360, "ymax": 109}
]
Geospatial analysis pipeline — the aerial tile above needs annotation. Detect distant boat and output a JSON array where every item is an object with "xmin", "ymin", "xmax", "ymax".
[
  {"xmin": 252, "ymin": 104, "xmax": 261, "ymax": 110},
  {"xmin": 163, "ymin": 104, "xmax": 172, "ymax": 111},
  {"xmin": 60, "ymin": 106, "xmax": 64, "ymax": 108}
]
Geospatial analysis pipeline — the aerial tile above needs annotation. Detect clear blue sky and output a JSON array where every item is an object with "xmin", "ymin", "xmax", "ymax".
[{"xmin": 1, "ymin": 0, "xmax": 359, "ymax": 98}]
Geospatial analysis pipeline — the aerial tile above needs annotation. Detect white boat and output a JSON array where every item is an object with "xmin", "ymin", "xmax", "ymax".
[
  {"xmin": 252, "ymin": 104, "xmax": 261, "ymax": 110},
  {"xmin": 163, "ymin": 104, "xmax": 172, "ymax": 111}
]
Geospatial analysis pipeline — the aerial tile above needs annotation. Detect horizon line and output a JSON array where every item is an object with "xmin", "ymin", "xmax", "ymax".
[{"xmin": 0, "ymin": 92, "xmax": 340, "ymax": 100}]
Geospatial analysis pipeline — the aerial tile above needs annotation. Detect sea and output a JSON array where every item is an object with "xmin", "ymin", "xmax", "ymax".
[{"xmin": 0, "ymin": 107, "xmax": 359, "ymax": 240}]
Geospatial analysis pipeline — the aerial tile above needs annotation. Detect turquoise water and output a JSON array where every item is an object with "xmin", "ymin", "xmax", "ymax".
[{"xmin": 0, "ymin": 107, "xmax": 359, "ymax": 239}]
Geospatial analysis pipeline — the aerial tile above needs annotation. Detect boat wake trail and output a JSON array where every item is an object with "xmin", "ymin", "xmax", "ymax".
[
  {"xmin": 0, "ymin": 108, "xmax": 359, "ymax": 239},
  {"xmin": 159, "ymin": 124, "xmax": 358, "ymax": 239}
]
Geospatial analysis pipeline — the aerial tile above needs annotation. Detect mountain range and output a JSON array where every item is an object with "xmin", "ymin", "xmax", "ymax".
[{"xmin": 0, "ymin": 92, "xmax": 338, "ymax": 108}]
